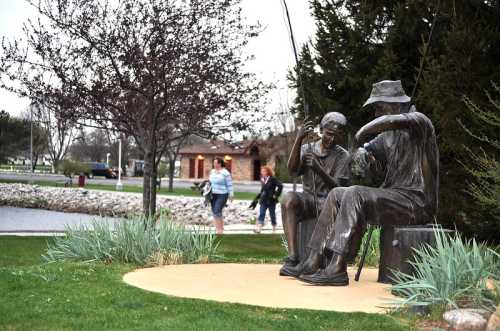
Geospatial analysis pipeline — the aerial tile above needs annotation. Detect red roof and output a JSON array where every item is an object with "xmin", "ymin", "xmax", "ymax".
[{"xmin": 179, "ymin": 140, "xmax": 257, "ymax": 156}]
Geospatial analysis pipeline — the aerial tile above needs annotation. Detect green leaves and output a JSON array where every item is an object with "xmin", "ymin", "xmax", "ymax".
[
  {"xmin": 391, "ymin": 227, "xmax": 500, "ymax": 310},
  {"xmin": 43, "ymin": 212, "xmax": 219, "ymax": 266}
]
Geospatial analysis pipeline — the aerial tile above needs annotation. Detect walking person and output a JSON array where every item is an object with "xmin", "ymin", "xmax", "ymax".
[
  {"xmin": 209, "ymin": 157, "xmax": 234, "ymax": 234},
  {"xmin": 250, "ymin": 166, "xmax": 283, "ymax": 233}
]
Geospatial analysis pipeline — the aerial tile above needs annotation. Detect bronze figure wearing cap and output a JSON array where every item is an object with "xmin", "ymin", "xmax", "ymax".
[{"xmin": 280, "ymin": 112, "xmax": 352, "ymax": 277}]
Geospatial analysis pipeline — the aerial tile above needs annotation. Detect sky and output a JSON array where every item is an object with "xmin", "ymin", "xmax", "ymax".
[{"xmin": 0, "ymin": 0, "xmax": 316, "ymax": 129}]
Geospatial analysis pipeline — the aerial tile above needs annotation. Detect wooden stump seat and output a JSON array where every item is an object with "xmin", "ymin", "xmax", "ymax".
[{"xmin": 378, "ymin": 225, "xmax": 454, "ymax": 283}]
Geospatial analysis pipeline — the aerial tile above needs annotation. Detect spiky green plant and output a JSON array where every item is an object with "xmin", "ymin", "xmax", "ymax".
[
  {"xmin": 43, "ymin": 213, "xmax": 219, "ymax": 265},
  {"xmin": 391, "ymin": 227, "xmax": 500, "ymax": 310}
]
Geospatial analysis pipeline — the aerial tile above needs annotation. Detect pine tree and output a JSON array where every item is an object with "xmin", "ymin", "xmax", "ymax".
[
  {"xmin": 461, "ymin": 83, "xmax": 500, "ymax": 242},
  {"xmin": 291, "ymin": 0, "xmax": 500, "ymax": 240}
]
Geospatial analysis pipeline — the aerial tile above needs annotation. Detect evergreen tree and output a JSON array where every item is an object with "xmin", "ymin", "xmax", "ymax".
[
  {"xmin": 291, "ymin": 0, "xmax": 500, "ymax": 240},
  {"xmin": 461, "ymin": 83, "xmax": 500, "ymax": 242}
]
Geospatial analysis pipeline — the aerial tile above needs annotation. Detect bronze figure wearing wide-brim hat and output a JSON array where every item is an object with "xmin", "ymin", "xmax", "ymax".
[{"xmin": 362, "ymin": 80, "xmax": 411, "ymax": 107}]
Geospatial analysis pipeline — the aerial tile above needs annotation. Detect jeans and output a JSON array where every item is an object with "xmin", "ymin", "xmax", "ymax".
[
  {"xmin": 211, "ymin": 193, "xmax": 228, "ymax": 218},
  {"xmin": 258, "ymin": 203, "xmax": 277, "ymax": 226}
]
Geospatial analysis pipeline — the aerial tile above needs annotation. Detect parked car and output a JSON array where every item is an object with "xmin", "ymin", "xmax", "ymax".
[{"xmin": 85, "ymin": 162, "xmax": 117, "ymax": 179}]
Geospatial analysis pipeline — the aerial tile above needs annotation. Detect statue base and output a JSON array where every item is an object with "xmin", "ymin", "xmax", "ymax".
[{"xmin": 378, "ymin": 225, "xmax": 454, "ymax": 283}]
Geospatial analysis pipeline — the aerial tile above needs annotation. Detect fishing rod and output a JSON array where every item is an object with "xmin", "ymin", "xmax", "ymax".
[{"xmin": 281, "ymin": 0, "xmax": 320, "ymax": 220}]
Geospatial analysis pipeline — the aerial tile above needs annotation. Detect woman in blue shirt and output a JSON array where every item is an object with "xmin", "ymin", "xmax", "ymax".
[{"xmin": 209, "ymin": 157, "xmax": 234, "ymax": 234}]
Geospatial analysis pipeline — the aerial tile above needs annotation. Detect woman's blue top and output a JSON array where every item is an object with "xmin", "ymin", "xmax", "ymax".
[{"xmin": 209, "ymin": 168, "xmax": 234, "ymax": 197}]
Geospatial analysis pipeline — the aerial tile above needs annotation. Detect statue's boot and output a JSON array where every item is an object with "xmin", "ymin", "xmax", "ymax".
[
  {"xmin": 298, "ymin": 250, "xmax": 323, "ymax": 275},
  {"xmin": 279, "ymin": 251, "xmax": 322, "ymax": 278},
  {"xmin": 279, "ymin": 256, "xmax": 299, "ymax": 277},
  {"xmin": 298, "ymin": 254, "xmax": 349, "ymax": 286}
]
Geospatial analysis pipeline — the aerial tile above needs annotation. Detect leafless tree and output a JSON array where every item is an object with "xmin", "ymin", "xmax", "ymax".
[
  {"xmin": 1, "ymin": 0, "xmax": 265, "ymax": 217},
  {"xmin": 31, "ymin": 102, "xmax": 76, "ymax": 172},
  {"xmin": 163, "ymin": 134, "xmax": 206, "ymax": 192}
]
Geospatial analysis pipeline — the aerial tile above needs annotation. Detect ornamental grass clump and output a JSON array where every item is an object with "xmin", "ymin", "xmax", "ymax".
[
  {"xmin": 391, "ymin": 227, "xmax": 500, "ymax": 310},
  {"xmin": 43, "ymin": 214, "xmax": 219, "ymax": 266}
]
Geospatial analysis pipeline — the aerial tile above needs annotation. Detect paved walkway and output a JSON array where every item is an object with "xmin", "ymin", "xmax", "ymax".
[
  {"xmin": 123, "ymin": 264, "xmax": 395, "ymax": 313},
  {"xmin": 0, "ymin": 206, "xmax": 283, "ymax": 235}
]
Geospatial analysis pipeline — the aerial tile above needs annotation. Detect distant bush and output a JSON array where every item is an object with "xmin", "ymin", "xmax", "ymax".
[
  {"xmin": 43, "ymin": 213, "xmax": 219, "ymax": 266},
  {"xmin": 391, "ymin": 228, "xmax": 500, "ymax": 310},
  {"xmin": 57, "ymin": 160, "xmax": 90, "ymax": 181},
  {"xmin": 355, "ymin": 227, "xmax": 380, "ymax": 267},
  {"xmin": 274, "ymin": 155, "xmax": 294, "ymax": 184},
  {"xmin": 157, "ymin": 162, "xmax": 168, "ymax": 189}
]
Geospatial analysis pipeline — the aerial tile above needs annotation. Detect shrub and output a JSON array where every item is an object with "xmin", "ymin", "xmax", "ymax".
[
  {"xmin": 58, "ymin": 160, "xmax": 90, "ymax": 181},
  {"xmin": 43, "ymin": 213, "xmax": 219, "ymax": 266},
  {"xmin": 460, "ymin": 83, "xmax": 500, "ymax": 242},
  {"xmin": 355, "ymin": 227, "xmax": 380, "ymax": 267},
  {"xmin": 274, "ymin": 155, "xmax": 293, "ymax": 184},
  {"xmin": 391, "ymin": 228, "xmax": 500, "ymax": 310}
]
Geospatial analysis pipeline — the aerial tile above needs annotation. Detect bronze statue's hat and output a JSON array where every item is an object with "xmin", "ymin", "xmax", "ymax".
[{"xmin": 362, "ymin": 80, "xmax": 410, "ymax": 107}]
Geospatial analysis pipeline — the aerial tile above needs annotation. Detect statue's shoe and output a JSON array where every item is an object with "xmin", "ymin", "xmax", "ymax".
[
  {"xmin": 279, "ymin": 256, "xmax": 300, "ymax": 277},
  {"xmin": 298, "ymin": 270, "xmax": 349, "ymax": 286},
  {"xmin": 300, "ymin": 252, "xmax": 322, "ymax": 276},
  {"xmin": 279, "ymin": 263, "xmax": 302, "ymax": 278}
]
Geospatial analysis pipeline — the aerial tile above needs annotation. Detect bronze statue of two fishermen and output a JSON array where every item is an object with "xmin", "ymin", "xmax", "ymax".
[{"xmin": 280, "ymin": 80, "xmax": 439, "ymax": 286}]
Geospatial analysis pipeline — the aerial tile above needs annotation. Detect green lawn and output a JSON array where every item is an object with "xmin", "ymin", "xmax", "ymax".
[
  {"xmin": 0, "ymin": 235, "xmax": 408, "ymax": 331},
  {"xmin": 0, "ymin": 178, "xmax": 256, "ymax": 200},
  {"xmin": 218, "ymin": 234, "xmax": 287, "ymax": 263}
]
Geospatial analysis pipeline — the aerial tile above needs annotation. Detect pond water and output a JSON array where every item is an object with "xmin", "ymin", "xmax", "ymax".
[{"xmin": 0, "ymin": 206, "xmax": 119, "ymax": 233}]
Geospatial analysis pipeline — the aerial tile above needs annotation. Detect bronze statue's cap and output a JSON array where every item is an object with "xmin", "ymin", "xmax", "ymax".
[
  {"xmin": 320, "ymin": 112, "xmax": 347, "ymax": 129},
  {"xmin": 362, "ymin": 80, "xmax": 410, "ymax": 107}
]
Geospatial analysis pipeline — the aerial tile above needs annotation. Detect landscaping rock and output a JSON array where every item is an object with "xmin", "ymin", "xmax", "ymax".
[
  {"xmin": 487, "ymin": 305, "xmax": 500, "ymax": 331},
  {"xmin": 487, "ymin": 279, "xmax": 498, "ymax": 292},
  {"xmin": 460, "ymin": 309, "xmax": 494, "ymax": 320},
  {"xmin": 0, "ymin": 183, "xmax": 273, "ymax": 225},
  {"xmin": 443, "ymin": 309, "xmax": 488, "ymax": 331}
]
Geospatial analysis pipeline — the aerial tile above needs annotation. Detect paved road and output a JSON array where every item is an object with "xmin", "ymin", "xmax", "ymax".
[{"xmin": 0, "ymin": 171, "xmax": 301, "ymax": 193}]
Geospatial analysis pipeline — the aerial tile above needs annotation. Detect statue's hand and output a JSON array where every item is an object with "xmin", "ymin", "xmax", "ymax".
[
  {"xmin": 304, "ymin": 152, "xmax": 322, "ymax": 172},
  {"xmin": 351, "ymin": 148, "xmax": 370, "ymax": 177},
  {"xmin": 298, "ymin": 119, "xmax": 314, "ymax": 140},
  {"xmin": 354, "ymin": 129, "xmax": 366, "ymax": 148}
]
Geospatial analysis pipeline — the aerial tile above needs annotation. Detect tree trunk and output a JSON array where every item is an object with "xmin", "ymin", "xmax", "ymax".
[
  {"xmin": 52, "ymin": 159, "xmax": 59, "ymax": 174},
  {"xmin": 168, "ymin": 158, "xmax": 175, "ymax": 192},
  {"xmin": 32, "ymin": 154, "xmax": 39, "ymax": 172},
  {"xmin": 378, "ymin": 226, "xmax": 454, "ymax": 283},
  {"xmin": 149, "ymin": 162, "xmax": 157, "ymax": 218},
  {"xmin": 142, "ymin": 149, "xmax": 153, "ymax": 218}
]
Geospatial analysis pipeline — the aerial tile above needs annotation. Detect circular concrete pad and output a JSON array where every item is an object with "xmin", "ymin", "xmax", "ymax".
[{"xmin": 123, "ymin": 264, "xmax": 395, "ymax": 313}]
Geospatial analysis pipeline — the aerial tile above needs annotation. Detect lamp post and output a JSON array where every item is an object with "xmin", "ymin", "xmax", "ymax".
[
  {"xmin": 106, "ymin": 153, "xmax": 111, "ymax": 166},
  {"xmin": 116, "ymin": 139, "xmax": 123, "ymax": 191}
]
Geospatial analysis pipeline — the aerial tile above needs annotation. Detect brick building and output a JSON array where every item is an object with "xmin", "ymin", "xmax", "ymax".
[{"xmin": 178, "ymin": 140, "xmax": 262, "ymax": 181}]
